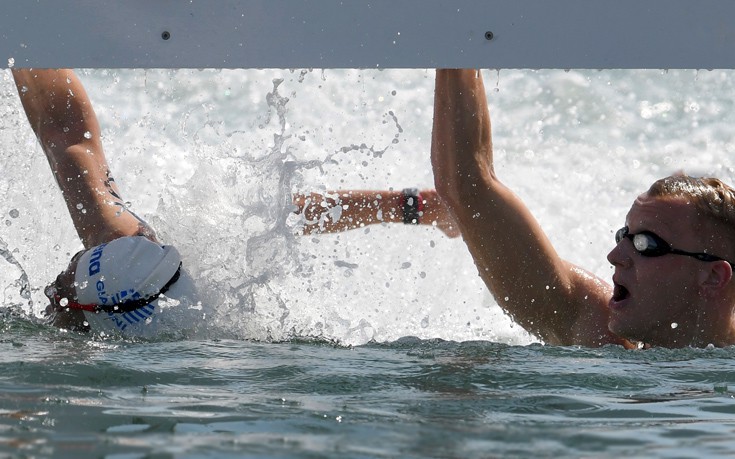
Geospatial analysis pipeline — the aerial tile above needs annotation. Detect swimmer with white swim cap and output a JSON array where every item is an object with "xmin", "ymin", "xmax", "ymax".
[
  {"xmin": 13, "ymin": 68, "xmax": 204, "ymax": 336},
  {"xmin": 12, "ymin": 68, "xmax": 457, "ymax": 336},
  {"xmin": 44, "ymin": 236, "xmax": 202, "ymax": 337}
]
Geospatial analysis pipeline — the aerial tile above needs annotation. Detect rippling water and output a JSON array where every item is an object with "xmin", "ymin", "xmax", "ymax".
[
  {"xmin": 2, "ymin": 68, "xmax": 735, "ymax": 456},
  {"xmin": 4, "ymin": 319, "xmax": 735, "ymax": 458}
]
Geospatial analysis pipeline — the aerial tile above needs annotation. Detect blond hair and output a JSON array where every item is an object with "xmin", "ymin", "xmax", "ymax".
[{"xmin": 647, "ymin": 175, "xmax": 735, "ymax": 228}]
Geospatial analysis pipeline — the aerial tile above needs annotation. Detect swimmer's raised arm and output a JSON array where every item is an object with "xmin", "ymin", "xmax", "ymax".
[
  {"xmin": 13, "ymin": 69, "xmax": 154, "ymax": 248},
  {"xmin": 431, "ymin": 69, "xmax": 619, "ymax": 347},
  {"xmin": 292, "ymin": 189, "xmax": 460, "ymax": 238}
]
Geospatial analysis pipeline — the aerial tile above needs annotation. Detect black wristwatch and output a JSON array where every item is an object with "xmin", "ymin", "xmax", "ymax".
[{"xmin": 401, "ymin": 188, "xmax": 423, "ymax": 224}]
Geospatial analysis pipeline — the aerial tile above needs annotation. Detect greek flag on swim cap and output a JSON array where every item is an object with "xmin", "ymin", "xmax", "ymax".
[{"xmin": 74, "ymin": 236, "xmax": 182, "ymax": 308}]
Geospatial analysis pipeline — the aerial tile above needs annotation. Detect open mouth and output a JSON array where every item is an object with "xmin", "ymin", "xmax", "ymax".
[{"xmin": 612, "ymin": 282, "xmax": 630, "ymax": 302}]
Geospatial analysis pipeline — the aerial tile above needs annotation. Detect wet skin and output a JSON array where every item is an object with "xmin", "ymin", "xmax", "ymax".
[
  {"xmin": 44, "ymin": 251, "xmax": 88, "ymax": 331},
  {"xmin": 607, "ymin": 193, "xmax": 731, "ymax": 347}
]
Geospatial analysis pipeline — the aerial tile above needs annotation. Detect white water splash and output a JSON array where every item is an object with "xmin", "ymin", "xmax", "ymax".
[{"xmin": 2, "ymin": 68, "xmax": 734, "ymax": 345}]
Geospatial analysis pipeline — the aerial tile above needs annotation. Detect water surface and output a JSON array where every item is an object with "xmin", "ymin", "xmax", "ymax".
[{"xmin": 3, "ymin": 319, "xmax": 735, "ymax": 458}]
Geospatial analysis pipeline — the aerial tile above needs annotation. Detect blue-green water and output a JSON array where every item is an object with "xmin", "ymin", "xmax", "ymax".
[
  {"xmin": 4, "ymin": 316, "xmax": 735, "ymax": 458},
  {"xmin": 3, "ymin": 68, "xmax": 735, "ymax": 457}
]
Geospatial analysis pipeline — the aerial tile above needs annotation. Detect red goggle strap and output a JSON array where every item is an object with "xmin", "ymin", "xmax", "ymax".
[{"xmin": 54, "ymin": 294, "xmax": 98, "ymax": 312}]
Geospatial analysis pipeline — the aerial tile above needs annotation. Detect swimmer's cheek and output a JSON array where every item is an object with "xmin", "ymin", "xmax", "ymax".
[{"xmin": 46, "ymin": 308, "xmax": 90, "ymax": 333}]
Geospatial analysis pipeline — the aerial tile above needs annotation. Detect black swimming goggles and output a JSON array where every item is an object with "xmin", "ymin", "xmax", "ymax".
[{"xmin": 615, "ymin": 226, "xmax": 735, "ymax": 268}]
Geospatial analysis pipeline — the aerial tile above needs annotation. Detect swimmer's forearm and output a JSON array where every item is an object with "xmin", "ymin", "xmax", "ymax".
[
  {"xmin": 431, "ymin": 69, "xmax": 495, "ymax": 208},
  {"xmin": 14, "ymin": 69, "xmax": 153, "ymax": 248},
  {"xmin": 13, "ymin": 68, "xmax": 106, "ymax": 190},
  {"xmin": 293, "ymin": 189, "xmax": 459, "ymax": 237},
  {"xmin": 294, "ymin": 190, "xmax": 401, "ymax": 234},
  {"xmin": 13, "ymin": 69, "xmax": 101, "ymax": 154}
]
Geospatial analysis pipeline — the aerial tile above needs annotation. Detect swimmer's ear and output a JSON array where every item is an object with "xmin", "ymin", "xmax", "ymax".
[{"xmin": 698, "ymin": 261, "xmax": 733, "ymax": 295}]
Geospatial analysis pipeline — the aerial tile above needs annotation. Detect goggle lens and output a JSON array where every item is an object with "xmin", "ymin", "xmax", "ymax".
[{"xmin": 616, "ymin": 227, "xmax": 669, "ymax": 257}]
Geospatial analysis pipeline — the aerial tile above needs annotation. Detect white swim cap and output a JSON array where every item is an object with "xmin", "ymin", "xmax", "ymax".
[{"xmin": 74, "ymin": 236, "xmax": 182, "ymax": 309}]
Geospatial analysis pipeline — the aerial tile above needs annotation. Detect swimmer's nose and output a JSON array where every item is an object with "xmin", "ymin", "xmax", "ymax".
[{"xmin": 607, "ymin": 237, "xmax": 632, "ymax": 268}]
